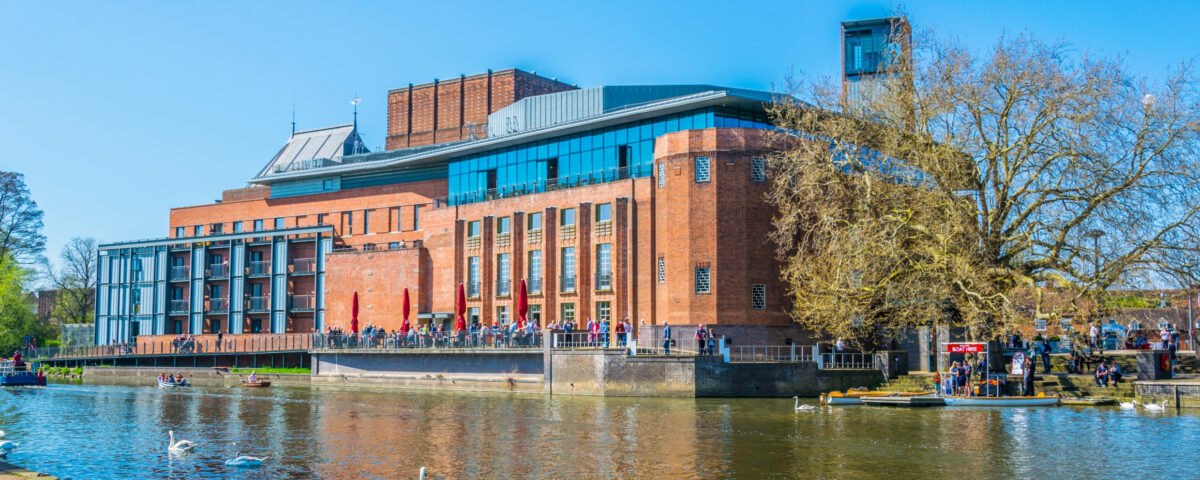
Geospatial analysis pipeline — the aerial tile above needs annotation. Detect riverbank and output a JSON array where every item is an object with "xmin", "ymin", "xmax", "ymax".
[
  {"xmin": 0, "ymin": 460, "xmax": 56, "ymax": 479},
  {"xmin": 62, "ymin": 366, "xmax": 312, "ymax": 388}
]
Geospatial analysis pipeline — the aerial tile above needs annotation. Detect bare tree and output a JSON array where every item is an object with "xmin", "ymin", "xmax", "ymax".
[
  {"xmin": 767, "ymin": 30, "xmax": 1200, "ymax": 346},
  {"xmin": 42, "ymin": 237, "xmax": 97, "ymax": 324},
  {"xmin": 0, "ymin": 172, "xmax": 46, "ymax": 267}
]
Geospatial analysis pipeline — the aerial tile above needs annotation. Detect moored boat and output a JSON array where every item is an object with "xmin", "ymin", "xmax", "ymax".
[
  {"xmin": 0, "ymin": 361, "xmax": 45, "ymax": 387},
  {"xmin": 240, "ymin": 380, "xmax": 271, "ymax": 388},
  {"xmin": 943, "ymin": 394, "xmax": 1060, "ymax": 407},
  {"xmin": 820, "ymin": 389, "xmax": 935, "ymax": 406}
]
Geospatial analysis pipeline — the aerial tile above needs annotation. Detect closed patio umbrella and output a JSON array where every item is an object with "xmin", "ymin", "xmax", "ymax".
[
  {"xmin": 456, "ymin": 283, "xmax": 467, "ymax": 331},
  {"xmin": 351, "ymin": 291, "xmax": 360, "ymax": 334},
  {"xmin": 401, "ymin": 287, "xmax": 411, "ymax": 335},
  {"xmin": 517, "ymin": 278, "xmax": 528, "ymax": 329}
]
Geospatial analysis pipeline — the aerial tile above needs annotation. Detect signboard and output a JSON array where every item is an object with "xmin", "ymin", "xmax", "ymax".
[
  {"xmin": 946, "ymin": 343, "xmax": 985, "ymax": 353},
  {"xmin": 1012, "ymin": 351, "xmax": 1026, "ymax": 375}
]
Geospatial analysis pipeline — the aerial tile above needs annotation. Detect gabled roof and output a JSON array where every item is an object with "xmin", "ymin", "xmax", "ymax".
[{"xmin": 256, "ymin": 124, "xmax": 366, "ymax": 177}]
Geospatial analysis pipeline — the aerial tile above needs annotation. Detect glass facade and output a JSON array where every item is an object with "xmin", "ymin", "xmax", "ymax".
[{"xmin": 445, "ymin": 107, "xmax": 772, "ymax": 205}]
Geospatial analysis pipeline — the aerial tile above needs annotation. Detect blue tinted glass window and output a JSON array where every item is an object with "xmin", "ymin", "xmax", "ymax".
[
  {"xmin": 666, "ymin": 116, "xmax": 679, "ymax": 132},
  {"xmin": 615, "ymin": 128, "xmax": 627, "ymax": 145},
  {"xmin": 679, "ymin": 114, "xmax": 693, "ymax": 130},
  {"xmin": 653, "ymin": 120, "xmax": 666, "ymax": 138}
]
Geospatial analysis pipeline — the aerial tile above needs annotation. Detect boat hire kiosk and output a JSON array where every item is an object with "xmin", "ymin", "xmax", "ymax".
[{"xmin": 939, "ymin": 342, "xmax": 1005, "ymax": 397}]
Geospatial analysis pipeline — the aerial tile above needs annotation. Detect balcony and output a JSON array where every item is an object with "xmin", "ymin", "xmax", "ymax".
[
  {"xmin": 247, "ymin": 260, "xmax": 271, "ymax": 277},
  {"xmin": 207, "ymin": 297, "xmax": 229, "ymax": 314},
  {"xmin": 168, "ymin": 300, "xmax": 189, "ymax": 315},
  {"xmin": 288, "ymin": 294, "xmax": 315, "ymax": 311},
  {"xmin": 206, "ymin": 263, "xmax": 229, "ymax": 279},
  {"xmin": 168, "ymin": 266, "xmax": 190, "ymax": 282},
  {"xmin": 467, "ymin": 282, "xmax": 480, "ymax": 298},
  {"xmin": 290, "ymin": 258, "xmax": 315, "ymax": 275},
  {"xmin": 528, "ymin": 276, "xmax": 543, "ymax": 294},
  {"xmin": 560, "ymin": 275, "xmax": 576, "ymax": 293},
  {"xmin": 246, "ymin": 296, "xmax": 270, "ymax": 313},
  {"xmin": 595, "ymin": 272, "xmax": 613, "ymax": 291},
  {"xmin": 496, "ymin": 279, "xmax": 510, "ymax": 297}
]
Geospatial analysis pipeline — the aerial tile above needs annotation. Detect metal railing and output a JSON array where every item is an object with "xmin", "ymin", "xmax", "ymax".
[
  {"xmin": 288, "ymin": 294, "xmax": 315, "ymax": 311},
  {"xmin": 207, "ymin": 297, "xmax": 229, "ymax": 313},
  {"xmin": 442, "ymin": 165, "xmax": 651, "ymax": 206},
  {"xmin": 312, "ymin": 331, "xmax": 543, "ymax": 350},
  {"xmin": 560, "ymin": 275, "xmax": 576, "ymax": 292},
  {"xmin": 726, "ymin": 345, "xmax": 815, "ymax": 363},
  {"xmin": 496, "ymin": 279, "xmax": 510, "ymax": 296},
  {"xmin": 818, "ymin": 352, "xmax": 878, "ymax": 370},
  {"xmin": 595, "ymin": 272, "xmax": 613, "ymax": 291},
  {"xmin": 206, "ymin": 264, "xmax": 229, "ymax": 278},
  {"xmin": 290, "ymin": 258, "xmax": 316, "ymax": 274},
  {"xmin": 550, "ymin": 331, "xmax": 624, "ymax": 349},
  {"xmin": 29, "ymin": 333, "xmax": 314, "ymax": 359},
  {"xmin": 168, "ymin": 300, "xmax": 189, "ymax": 314},
  {"xmin": 247, "ymin": 261, "xmax": 270, "ymax": 276},
  {"xmin": 637, "ymin": 336, "xmax": 706, "ymax": 356},
  {"xmin": 169, "ymin": 266, "xmax": 190, "ymax": 281},
  {"xmin": 246, "ymin": 296, "xmax": 270, "ymax": 312}
]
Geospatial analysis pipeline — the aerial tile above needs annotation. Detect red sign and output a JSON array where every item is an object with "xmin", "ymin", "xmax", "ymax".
[{"xmin": 946, "ymin": 343, "xmax": 985, "ymax": 353}]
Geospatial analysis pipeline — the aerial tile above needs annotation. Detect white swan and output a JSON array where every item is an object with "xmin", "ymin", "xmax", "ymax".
[
  {"xmin": 0, "ymin": 430, "xmax": 6, "ymax": 438},
  {"xmin": 225, "ymin": 454, "xmax": 268, "ymax": 467},
  {"xmin": 793, "ymin": 396, "xmax": 817, "ymax": 412},
  {"xmin": 1143, "ymin": 400, "xmax": 1169, "ymax": 412},
  {"xmin": 1119, "ymin": 400, "xmax": 1138, "ymax": 410},
  {"xmin": 168, "ymin": 430, "xmax": 197, "ymax": 453}
]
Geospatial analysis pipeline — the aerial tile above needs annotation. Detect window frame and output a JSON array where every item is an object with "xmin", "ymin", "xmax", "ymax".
[
  {"xmin": 694, "ymin": 267, "xmax": 711, "ymax": 294},
  {"xmin": 695, "ymin": 156, "xmax": 711, "ymax": 183}
]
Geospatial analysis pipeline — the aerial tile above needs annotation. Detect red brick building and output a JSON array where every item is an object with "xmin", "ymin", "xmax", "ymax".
[{"xmin": 94, "ymin": 70, "xmax": 810, "ymax": 345}]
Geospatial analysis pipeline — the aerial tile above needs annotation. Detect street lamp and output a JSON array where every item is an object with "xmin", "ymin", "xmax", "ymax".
[{"xmin": 1083, "ymin": 229, "xmax": 1106, "ymax": 280}]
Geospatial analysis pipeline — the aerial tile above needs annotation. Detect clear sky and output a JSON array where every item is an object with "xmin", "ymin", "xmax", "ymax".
[{"xmin": 2, "ymin": 0, "xmax": 1198, "ymax": 282}]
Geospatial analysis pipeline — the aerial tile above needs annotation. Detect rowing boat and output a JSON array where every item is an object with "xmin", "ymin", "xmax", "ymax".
[
  {"xmin": 240, "ymin": 380, "xmax": 271, "ymax": 388},
  {"xmin": 943, "ymin": 394, "xmax": 1060, "ymax": 407},
  {"xmin": 158, "ymin": 378, "xmax": 190, "ymax": 388},
  {"xmin": 819, "ymin": 389, "xmax": 935, "ymax": 406}
]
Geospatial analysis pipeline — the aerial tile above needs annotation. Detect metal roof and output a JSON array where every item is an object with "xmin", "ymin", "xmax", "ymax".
[
  {"xmin": 251, "ymin": 87, "xmax": 782, "ymax": 185},
  {"xmin": 99, "ymin": 226, "xmax": 335, "ymax": 250},
  {"xmin": 256, "ymin": 124, "xmax": 366, "ymax": 178}
]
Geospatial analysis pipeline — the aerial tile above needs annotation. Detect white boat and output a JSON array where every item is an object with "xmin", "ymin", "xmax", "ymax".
[
  {"xmin": 943, "ymin": 394, "xmax": 1059, "ymax": 407},
  {"xmin": 158, "ymin": 378, "xmax": 190, "ymax": 388},
  {"xmin": 820, "ymin": 389, "xmax": 935, "ymax": 406}
]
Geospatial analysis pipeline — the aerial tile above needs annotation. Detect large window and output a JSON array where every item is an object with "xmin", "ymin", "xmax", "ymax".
[
  {"xmin": 751, "ymin": 284, "xmax": 766, "ymax": 310},
  {"xmin": 695, "ymin": 267, "xmax": 711, "ymax": 294},
  {"xmin": 561, "ymin": 302, "xmax": 576, "ymax": 325},
  {"xmin": 497, "ymin": 305, "xmax": 509, "ymax": 325},
  {"xmin": 363, "ymin": 210, "xmax": 371, "ymax": 234},
  {"xmin": 561, "ymin": 247, "xmax": 576, "ymax": 292},
  {"xmin": 529, "ymin": 304, "xmax": 541, "ymax": 326},
  {"xmin": 469, "ymin": 307, "xmax": 480, "ymax": 325},
  {"xmin": 496, "ymin": 253, "xmax": 510, "ymax": 296},
  {"xmin": 596, "ymin": 243, "xmax": 612, "ymax": 290},
  {"xmin": 596, "ymin": 301, "xmax": 611, "ymax": 323},
  {"xmin": 274, "ymin": 217, "xmax": 285, "ymax": 229},
  {"xmin": 595, "ymin": 203, "xmax": 611, "ymax": 222},
  {"xmin": 175, "ymin": 226, "xmax": 185, "ymax": 238},
  {"xmin": 751, "ymin": 156, "xmax": 766, "ymax": 182},
  {"xmin": 695, "ymin": 157, "xmax": 711, "ymax": 182},
  {"xmin": 194, "ymin": 225, "xmax": 204, "ymax": 236},
  {"xmin": 560, "ymin": 208, "xmax": 575, "ymax": 226},
  {"xmin": 467, "ymin": 256, "xmax": 481, "ymax": 297},
  {"xmin": 468, "ymin": 220, "xmax": 481, "ymax": 238},
  {"xmin": 346, "ymin": 211, "xmax": 354, "ymax": 235},
  {"xmin": 253, "ymin": 219, "xmax": 263, "ymax": 231},
  {"xmin": 233, "ymin": 221, "xmax": 243, "ymax": 233},
  {"xmin": 528, "ymin": 212, "xmax": 542, "ymax": 231},
  {"xmin": 528, "ymin": 250, "xmax": 542, "ymax": 293},
  {"xmin": 497, "ymin": 216, "xmax": 510, "ymax": 235}
]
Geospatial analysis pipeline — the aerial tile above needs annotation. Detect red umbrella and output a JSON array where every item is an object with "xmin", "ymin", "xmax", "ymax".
[
  {"xmin": 350, "ymin": 291, "xmax": 360, "ymax": 334},
  {"xmin": 517, "ymin": 278, "xmax": 528, "ymax": 329},
  {"xmin": 455, "ymin": 283, "xmax": 467, "ymax": 331},
  {"xmin": 401, "ymin": 288, "xmax": 411, "ymax": 335}
]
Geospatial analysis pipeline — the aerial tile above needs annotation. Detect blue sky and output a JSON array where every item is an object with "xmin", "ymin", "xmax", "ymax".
[{"xmin": 2, "ymin": 0, "xmax": 1198, "ymax": 280}]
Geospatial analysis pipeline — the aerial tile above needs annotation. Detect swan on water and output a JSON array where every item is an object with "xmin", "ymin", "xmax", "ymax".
[
  {"xmin": 0, "ymin": 430, "xmax": 5, "ymax": 438},
  {"xmin": 168, "ymin": 430, "xmax": 197, "ymax": 453},
  {"xmin": 793, "ymin": 396, "xmax": 817, "ymax": 412},
  {"xmin": 1119, "ymin": 400, "xmax": 1138, "ymax": 410},
  {"xmin": 225, "ymin": 454, "xmax": 268, "ymax": 467},
  {"xmin": 1143, "ymin": 400, "xmax": 1169, "ymax": 412}
]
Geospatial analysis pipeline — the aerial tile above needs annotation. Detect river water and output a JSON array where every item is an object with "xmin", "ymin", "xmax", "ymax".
[{"xmin": 0, "ymin": 383, "xmax": 1197, "ymax": 479}]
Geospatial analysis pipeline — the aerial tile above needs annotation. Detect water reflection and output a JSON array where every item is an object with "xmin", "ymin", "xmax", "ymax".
[{"xmin": 0, "ymin": 385, "xmax": 1196, "ymax": 479}]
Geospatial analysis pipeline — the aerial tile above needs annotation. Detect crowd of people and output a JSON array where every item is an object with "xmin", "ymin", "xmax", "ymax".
[{"xmin": 157, "ymin": 372, "xmax": 187, "ymax": 385}]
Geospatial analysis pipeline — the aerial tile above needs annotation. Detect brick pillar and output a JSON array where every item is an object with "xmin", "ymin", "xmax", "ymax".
[
  {"xmin": 577, "ymin": 202, "xmax": 593, "ymax": 327},
  {"xmin": 482, "ymin": 216, "xmax": 494, "ymax": 325},
  {"xmin": 614, "ymin": 197, "xmax": 630, "ymax": 341},
  {"xmin": 512, "ymin": 211, "xmax": 526, "ymax": 299},
  {"xmin": 453, "ymin": 219, "xmax": 465, "ymax": 302},
  {"xmin": 543, "ymin": 207, "xmax": 558, "ymax": 324}
]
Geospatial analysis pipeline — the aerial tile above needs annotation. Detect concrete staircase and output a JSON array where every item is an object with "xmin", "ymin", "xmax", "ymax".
[
  {"xmin": 1042, "ymin": 352, "xmax": 1197, "ymax": 374},
  {"xmin": 1033, "ymin": 374, "xmax": 1135, "ymax": 400},
  {"xmin": 877, "ymin": 373, "xmax": 938, "ymax": 393}
]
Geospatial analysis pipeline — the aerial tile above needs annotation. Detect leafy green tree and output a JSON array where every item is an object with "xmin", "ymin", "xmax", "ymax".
[{"xmin": 0, "ymin": 254, "xmax": 56, "ymax": 354}]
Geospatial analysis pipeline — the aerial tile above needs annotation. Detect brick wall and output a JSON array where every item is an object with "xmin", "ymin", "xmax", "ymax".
[{"xmin": 385, "ymin": 69, "xmax": 576, "ymax": 149}]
